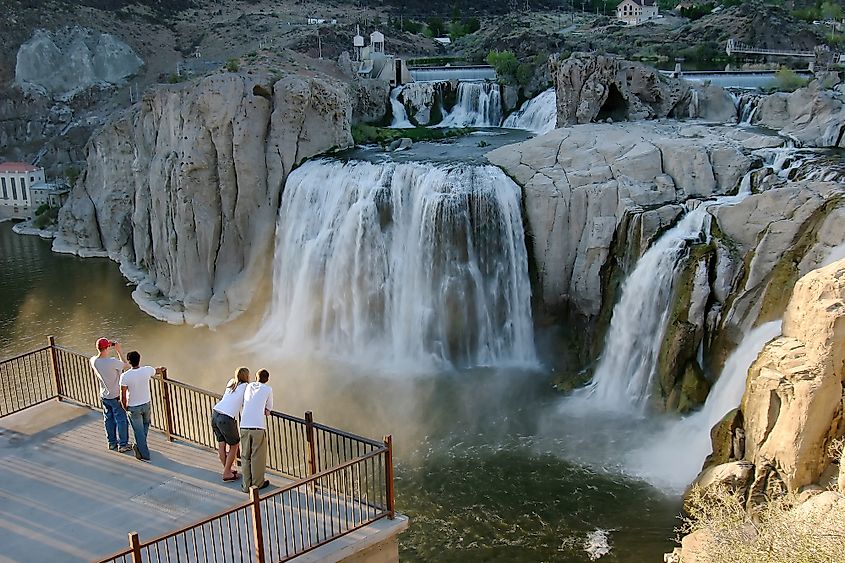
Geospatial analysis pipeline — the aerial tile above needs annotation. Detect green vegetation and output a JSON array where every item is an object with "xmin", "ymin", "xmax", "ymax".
[
  {"xmin": 225, "ymin": 58, "xmax": 239, "ymax": 72},
  {"xmin": 680, "ymin": 2, "xmax": 715, "ymax": 20},
  {"xmin": 771, "ymin": 67, "xmax": 810, "ymax": 92},
  {"xmin": 65, "ymin": 166, "xmax": 80, "ymax": 187},
  {"xmin": 33, "ymin": 207, "xmax": 59, "ymax": 229},
  {"xmin": 34, "ymin": 203, "xmax": 50, "ymax": 217},
  {"xmin": 486, "ymin": 50, "xmax": 544, "ymax": 87},
  {"xmin": 427, "ymin": 16, "xmax": 446, "ymax": 37},
  {"xmin": 682, "ymin": 484, "xmax": 845, "ymax": 563},
  {"xmin": 351, "ymin": 124, "xmax": 473, "ymax": 146}
]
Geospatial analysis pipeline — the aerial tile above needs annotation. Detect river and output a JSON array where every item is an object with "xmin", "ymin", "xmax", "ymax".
[{"xmin": 0, "ymin": 221, "xmax": 683, "ymax": 561}]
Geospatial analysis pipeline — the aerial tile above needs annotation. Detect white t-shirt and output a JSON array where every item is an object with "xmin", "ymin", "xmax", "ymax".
[
  {"xmin": 213, "ymin": 382, "xmax": 247, "ymax": 418},
  {"xmin": 91, "ymin": 356, "xmax": 124, "ymax": 400},
  {"xmin": 119, "ymin": 366, "xmax": 156, "ymax": 407},
  {"xmin": 240, "ymin": 382, "xmax": 273, "ymax": 430}
]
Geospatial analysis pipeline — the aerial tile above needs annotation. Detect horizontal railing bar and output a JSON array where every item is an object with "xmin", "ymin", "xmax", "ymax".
[
  {"xmin": 311, "ymin": 422, "xmax": 384, "ymax": 448},
  {"xmin": 0, "ymin": 394, "xmax": 59, "ymax": 419},
  {"xmin": 279, "ymin": 513, "xmax": 391, "ymax": 562},
  {"xmin": 0, "ymin": 346, "xmax": 50, "ymax": 364},
  {"xmin": 137, "ymin": 504, "xmax": 253, "ymax": 548},
  {"xmin": 265, "ymin": 449, "xmax": 388, "ymax": 501}
]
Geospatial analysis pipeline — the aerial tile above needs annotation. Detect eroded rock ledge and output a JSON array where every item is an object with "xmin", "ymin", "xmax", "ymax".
[{"xmin": 54, "ymin": 70, "xmax": 353, "ymax": 326}]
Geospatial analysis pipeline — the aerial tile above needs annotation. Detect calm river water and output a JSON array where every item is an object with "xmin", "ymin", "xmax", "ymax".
[{"xmin": 0, "ymin": 222, "xmax": 682, "ymax": 561}]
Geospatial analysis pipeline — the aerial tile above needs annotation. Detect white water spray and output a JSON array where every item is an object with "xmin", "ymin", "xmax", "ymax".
[
  {"xmin": 438, "ymin": 82, "xmax": 503, "ymax": 128},
  {"xmin": 626, "ymin": 321, "xmax": 782, "ymax": 491},
  {"xmin": 389, "ymin": 87, "xmax": 414, "ymax": 129},
  {"xmin": 251, "ymin": 159, "xmax": 537, "ymax": 369},
  {"xmin": 503, "ymin": 88, "xmax": 557, "ymax": 134}
]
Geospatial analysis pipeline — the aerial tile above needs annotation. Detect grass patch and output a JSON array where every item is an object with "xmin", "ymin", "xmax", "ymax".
[{"xmin": 351, "ymin": 125, "xmax": 474, "ymax": 146}]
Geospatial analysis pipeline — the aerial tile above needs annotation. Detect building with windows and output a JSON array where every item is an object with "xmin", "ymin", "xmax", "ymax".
[
  {"xmin": 0, "ymin": 162, "xmax": 45, "ymax": 218},
  {"xmin": 30, "ymin": 181, "xmax": 70, "ymax": 209},
  {"xmin": 354, "ymin": 29, "xmax": 412, "ymax": 86},
  {"xmin": 616, "ymin": 0, "xmax": 659, "ymax": 25}
]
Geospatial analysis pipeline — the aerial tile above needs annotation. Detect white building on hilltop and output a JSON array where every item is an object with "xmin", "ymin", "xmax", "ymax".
[
  {"xmin": 617, "ymin": 0, "xmax": 659, "ymax": 25},
  {"xmin": 0, "ymin": 162, "xmax": 45, "ymax": 218}
]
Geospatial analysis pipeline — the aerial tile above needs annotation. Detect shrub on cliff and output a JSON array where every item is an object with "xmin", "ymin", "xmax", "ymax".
[
  {"xmin": 771, "ymin": 67, "xmax": 810, "ymax": 92},
  {"xmin": 681, "ymin": 484, "xmax": 845, "ymax": 562}
]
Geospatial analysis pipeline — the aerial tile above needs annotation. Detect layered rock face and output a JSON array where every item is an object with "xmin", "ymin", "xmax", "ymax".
[
  {"xmin": 549, "ymin": 52, "xmax": 690, "ymax": 126},
  {"xmin": 15, "ymin": 27, "xmax": 143, "ymax": 99},
  {"xmin": 54, "ymin": 71, "xmax": 353, "ymax": 326},
  {"xmin": 488, "ymin": 120, "xmax": 845, "ymax": 409}
]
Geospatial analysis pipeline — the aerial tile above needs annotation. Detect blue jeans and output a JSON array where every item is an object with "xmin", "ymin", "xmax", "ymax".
[
  {"xmin": 127, "ymin": 402, "xmax": 152, "ymax": 460},
  {"xmin": 102, "ymin": 397, "xmax": 129, "ymax": 448}
]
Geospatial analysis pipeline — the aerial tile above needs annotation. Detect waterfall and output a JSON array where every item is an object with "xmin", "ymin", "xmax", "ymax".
[
  {"xmin": 251, "ymin": 159, "xmax": 537, "ymax": 369},
  {"xmin": 389, "ymin": 87, "xmax": 414, "ymax": 129},
  {"xmin": 438, "ymin": 82, "xmax": 503, "ymax": 128},
  {"xmin": 627, "ymin": 321, "xmax": 782, "ymax": 490},
  {"xmin": 569, "ymin": 200, "xmax": 747, "ymax": 414},
  {"xmin": 735, "ymin": 93, "xmax": 761, "ymax": 125},
  {"xmin": 503, "ymin": 88, "xmax": 557, "ymax": 134}
]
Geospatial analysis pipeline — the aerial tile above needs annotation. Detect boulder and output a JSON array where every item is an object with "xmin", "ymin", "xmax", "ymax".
[
  {"xmin": 691, "ymin": 460, "xmax": 755, "ymax": 499},
  {"xmin": 549, "ymin": 52, "xmax": 689, "ymax": 126},
  {"xmin": 753, "ymin": 81, "xmax": 845, "ymax": 148},
  {"xmin": 55, "ymin": 70, "xmax": 353, "ymax": 326},
  {"xmin": 688, "ymin": 82, "xmax": 739, "ymax": 123},
  {"xmin": 740, "ymin": 258, "xmax": 845, "ymax": 492}
]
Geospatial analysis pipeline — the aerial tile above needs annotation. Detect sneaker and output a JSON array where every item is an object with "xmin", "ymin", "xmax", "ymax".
[
  {"xmin": 108, "ymin": 444, "xmax": 118, "ymax": 451},
  {"xmin": 117, "ymin": 444, "xmax": 133, "ymax": 453},
  {"xmin": 259, "ymin": 479, "xmax": 270, "ymax": 490},
  {"xmin": 133, "ymin": 445, "xmax": 151, "ymax": 462}
]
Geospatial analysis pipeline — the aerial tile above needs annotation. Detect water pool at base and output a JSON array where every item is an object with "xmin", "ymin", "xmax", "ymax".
[{"xmin": 0, "ymin": 222, "xmax": 682, "ymax": 561}]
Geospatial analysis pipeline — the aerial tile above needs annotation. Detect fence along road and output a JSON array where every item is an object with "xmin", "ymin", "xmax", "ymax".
[{"xmin": 0, "ymin": 336, "xmax": 398, "ymax": 562}]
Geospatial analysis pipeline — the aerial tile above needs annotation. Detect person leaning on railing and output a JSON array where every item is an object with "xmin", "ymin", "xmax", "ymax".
[
  {"xmin": 211, "ymin": 367, "xmax": 251, "ymax": 483},
  {"xmin": 239, "ymin": 369, "xmax": 273, "ymax": 493},
  {"xmin": 90, "ymin": 338, "xmax": 132, "ymax": 453},
  {"xmin": 119, "ymin": 351, "xmax": 166, "ymax": 463}
]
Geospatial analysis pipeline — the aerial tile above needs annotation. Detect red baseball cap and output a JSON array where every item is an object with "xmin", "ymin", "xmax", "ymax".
[{"xmin": 96, "ymin": 338, "xmax": 111, "ymax": 350}]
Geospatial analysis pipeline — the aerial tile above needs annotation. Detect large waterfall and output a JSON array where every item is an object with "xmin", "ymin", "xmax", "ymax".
[
  {"xmin": 503, "ymin": 88, "xmax": 557, "ymax": 134},
  {"xmin": 252, "ymin": 159, "xmax": 537, "ymax": 369},
  {"xmin": 572, "ymin": 206, "xmax": 714, "ymax": 414},
  {"xmin": 438, "ymin": 82, "xmax": 503, "ymax": 128},
  {"xmin": 389, "ymin": 87, "xmax": 414, "ymax": 129}
]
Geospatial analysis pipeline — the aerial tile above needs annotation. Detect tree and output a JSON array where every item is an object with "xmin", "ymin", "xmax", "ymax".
[
  {"xmin": 464, "ymin": 17, "xmax": 481, "ymax": 33},
  {"xmin": 427, "ymin": 16, "xmax": 446, "ymax": 37},
  {"xmin": 821, "ymin": 1, "xmax": 843, "ymax": 21}
]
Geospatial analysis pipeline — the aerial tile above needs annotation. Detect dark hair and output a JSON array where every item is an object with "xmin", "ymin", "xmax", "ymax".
[
  {"xmin": 127, "ymin": 351, "xmax": 141, "ymax": 368},
  {"xmin": 257, "ymin": 369, "xmax": 270, "ymax": 383}
]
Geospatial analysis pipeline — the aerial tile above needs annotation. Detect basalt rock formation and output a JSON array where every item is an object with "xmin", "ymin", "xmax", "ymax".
[
  {"xmin": 549, "ymin": 52, "xmax": 690, "ymax": 126},
  {"xmin": 752, "ymin": 80, "xmax": 845, "ymax": 148},
  {"xmin": 54, "ymin": 70, "xmax": 353, "ymax": 327}
]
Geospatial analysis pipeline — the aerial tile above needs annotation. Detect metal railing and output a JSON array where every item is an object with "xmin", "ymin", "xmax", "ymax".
[{"xmin": 0, "ymin": 337, "xmax": 396, "ymax": 562}]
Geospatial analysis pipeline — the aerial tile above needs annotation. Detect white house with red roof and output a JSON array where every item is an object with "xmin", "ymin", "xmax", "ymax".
[
  {"xmin": 617, "ymin": 0, "xmax": 659, "ymax": 25},
  {"xmin": 0, "ymin": 162, "xmax": 45, "ymax": 218}
]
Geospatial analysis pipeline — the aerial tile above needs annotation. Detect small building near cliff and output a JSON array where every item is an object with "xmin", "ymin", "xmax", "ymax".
[
  {"xmin": 353, "ymin": 28, "xmax": 412, "ymax": 85},
  {"xmin": 0, "ymin": 162, "xmax": 44, "ymax": 219},
  {"xmin": 30, "ymin": 181, "xmax": 70, "ymax": 209},
  {"xmin": 616, "ymin": 0, "xmax": 658, "ymax": 25}
]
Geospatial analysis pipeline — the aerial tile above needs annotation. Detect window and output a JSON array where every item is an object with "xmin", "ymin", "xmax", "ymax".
[
  {"xmin": 21, "ymin": 181, "xmax": 27, "ymax": 200},
  {"xmin": 30, "ymin": 176, "xmax": 34, "ymax": 182},
  {"xmin": 1, "ymin": 177, "xmax": 6, "ymax": 199},
  {"xmin": 11, "ymin": 178, "xmax": 17, "ymax": 200}
]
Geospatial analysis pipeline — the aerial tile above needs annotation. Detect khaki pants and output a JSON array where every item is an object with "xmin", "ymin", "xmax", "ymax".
[{"xmin": 240, "ymin": 428, "xmax": 267, "ymax": 492}]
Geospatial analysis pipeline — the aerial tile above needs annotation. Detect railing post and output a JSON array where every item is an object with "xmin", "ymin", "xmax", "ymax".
[
  {"xmin": 305, "ymin": 411, "xmax": 317, "ymax": 476},
  {"xmin": 128, "ymin": 531, "xmax": 142, "ymax": 563},
  {"xmin": 47, "ymin": 335, "xmax": 62, "ymax": 401},
  {"xmin": 159, "ymin": 369, "xmax": 175, "ymax": 442},
  {"xmin": 383, "ymin": 434, "xmax": 395, "ymax": 520},
  {"xmin": 249, "ymin": 486, "xmax": 266, "ymax": 563}
]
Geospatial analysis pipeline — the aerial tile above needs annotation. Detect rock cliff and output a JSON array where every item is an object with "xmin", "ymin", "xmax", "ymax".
[
  {"xmin": 54, "ymin": 70, "xmax": 353, "ymax": 326},
  {"xmin": 15, "ymin": 27, "xmax": 143, "ymax": 99},
  {"xmin": 752, "ymin": 80, "xmax": 845, "ymax": 148}
]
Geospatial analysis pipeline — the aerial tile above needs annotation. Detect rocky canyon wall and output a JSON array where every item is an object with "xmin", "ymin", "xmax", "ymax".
[{"xmin": 54, "ymin": 70, "xmax": 353, "ymax": 326}]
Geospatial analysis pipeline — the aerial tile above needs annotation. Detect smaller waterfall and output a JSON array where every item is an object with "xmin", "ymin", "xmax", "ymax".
[
  {"xmin": 627, "ymin": 321, "xmax": 782, "ymax": 490},
  {"xmin": 389, "ymin": 87, "xmax": 414, "ymax": 129},
  {"xmin": 734, "ymin": 93, "xmax": 761, "ymax": 125},
  {"xmin": 572, "ymin": 207, "xmax": 714, "ymax": 414},
  {"xmin": 438, "ymin": 82, "xmax": 503, "ymax": 128},
  {"xmin": 503, "ymin": 88, "xmax": 557, "ymax": 134}
]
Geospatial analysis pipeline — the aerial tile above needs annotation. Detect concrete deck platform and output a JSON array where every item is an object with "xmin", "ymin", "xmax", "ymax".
[{"xmin": 0, "ymin": 400, "xmax": 407, "ymax": 562}]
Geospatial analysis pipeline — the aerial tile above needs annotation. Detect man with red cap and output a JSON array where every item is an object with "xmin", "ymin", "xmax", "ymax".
[{"xmin": 90, "ymin": 337, "xmax": 131, "ymax": 452}]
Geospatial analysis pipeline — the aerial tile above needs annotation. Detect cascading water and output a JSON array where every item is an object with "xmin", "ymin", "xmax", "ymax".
[
  {"xmin": 503, "ymin": 88, "xmax": 557, "ymax": 134},
  {"xmin": 734, "ymin": 93, "xmax": 761, "ymax": 125},
  {"xmin": 389, "ymin": 87, "xmax": 414, "ymax": 129},
  {"xmin": 438, "ymin": 82, "xmax": 503, "ymax": 128},
  {"xmin": 569, "ymin": 206, "xmax": 715, "ymax": 414},
  {"xmin": 251, "ymin": 159, "xmax": 537, "ymax": 369},
  {"xmin": 627, "ymin": 321, "xmax": 782, "ymax": 490}
]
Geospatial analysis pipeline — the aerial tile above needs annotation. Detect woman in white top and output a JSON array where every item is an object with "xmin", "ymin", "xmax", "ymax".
[{"xmin": 211, "ymin": 367, "xmax": 250, "ymax": 482}]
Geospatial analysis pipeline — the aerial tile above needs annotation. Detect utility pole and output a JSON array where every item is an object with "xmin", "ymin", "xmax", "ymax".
[{"xmin": 318, "ymin": 35, "xmax": 322, "ymax": 59}]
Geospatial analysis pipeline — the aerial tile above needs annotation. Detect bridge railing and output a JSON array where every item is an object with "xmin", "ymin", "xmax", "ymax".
[{"xmin": 1, "ymin": 336, "xmax": 396, "ymax": 562}]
